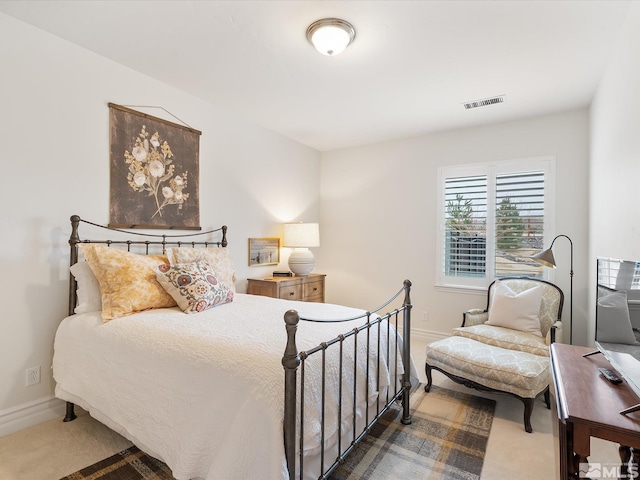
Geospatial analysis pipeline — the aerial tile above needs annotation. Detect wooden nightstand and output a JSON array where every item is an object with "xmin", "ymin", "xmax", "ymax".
[{"xmin": 247, "ymin": 274, "xmax": 325, "ymax": 303}]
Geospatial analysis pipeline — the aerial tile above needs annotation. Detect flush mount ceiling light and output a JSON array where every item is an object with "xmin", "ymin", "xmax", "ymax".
[{"xmin": 306, "ymin": 18, "xmax": 356, "ymax": 56}]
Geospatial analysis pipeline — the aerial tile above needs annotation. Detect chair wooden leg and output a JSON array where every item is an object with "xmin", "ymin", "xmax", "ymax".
[
  {"xmin": 523, "ymin": 398, "xmax": 534, "ymax": 433},
  {"xmin": 544, "ymin": 387, "xmax": 550, "ymax": 409},
  {"xmin": 424, "ymin": 363, "xmax": 433, "ymax": 392}
]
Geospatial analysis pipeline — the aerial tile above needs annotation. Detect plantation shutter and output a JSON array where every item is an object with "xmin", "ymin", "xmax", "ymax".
[
  {"xmin": 443, "ymin": 175, "xmax": 487, "ymax": 278},
  {"xmin": 494, "ymin": 171, "xmax": 545, "ymax": 277}
]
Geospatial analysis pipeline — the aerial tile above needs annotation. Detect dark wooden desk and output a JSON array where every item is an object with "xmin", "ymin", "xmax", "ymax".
[{"xmin": 551, "ymin": 343, "xmax": 640, "ymax": 479}]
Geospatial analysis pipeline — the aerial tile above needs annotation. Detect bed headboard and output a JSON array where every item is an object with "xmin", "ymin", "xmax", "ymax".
[{"xmin": 68, "ymin": 215, "xmax": 228, "ymax": 317}]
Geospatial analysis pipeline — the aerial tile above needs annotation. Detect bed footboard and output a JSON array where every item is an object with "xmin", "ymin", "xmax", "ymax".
[{"xmin": 282, "ymin": 279, "xmax": 412, "ymax": 480}]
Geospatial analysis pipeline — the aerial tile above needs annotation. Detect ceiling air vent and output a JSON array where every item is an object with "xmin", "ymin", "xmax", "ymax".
[{"xmin": 463, "ymin": 95, "xmax": 505, "ymax": 110}]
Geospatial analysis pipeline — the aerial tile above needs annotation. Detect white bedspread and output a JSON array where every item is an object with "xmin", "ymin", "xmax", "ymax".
[{"xmin": 53, "ymin": 293, "xmax": 414, "ymax": 480}]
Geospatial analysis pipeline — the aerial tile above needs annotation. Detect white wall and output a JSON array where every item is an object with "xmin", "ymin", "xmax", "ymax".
[
  {"xmin": 0, "ymin": 13, "xmax": 320, "ymax": 433},
  {"xmin": 319, "ymin": 110, "xmax": 589, "ymax": 345},
  {"xmin": 589, "ymin": 3, "xmax": 640, "ymax": 342}
]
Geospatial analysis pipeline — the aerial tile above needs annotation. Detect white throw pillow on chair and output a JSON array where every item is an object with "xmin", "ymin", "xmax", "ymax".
[{"xmin": 486, "ymin": 281, "xmax": 544, "ymax": 337}]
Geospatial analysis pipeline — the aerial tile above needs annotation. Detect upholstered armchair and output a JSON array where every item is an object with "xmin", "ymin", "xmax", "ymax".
[{"xmin": 425, "ymin": 277, "xmax": 564, "ymax": 433}]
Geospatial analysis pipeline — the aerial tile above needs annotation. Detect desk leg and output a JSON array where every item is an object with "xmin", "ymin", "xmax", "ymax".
[
  {"xmin": 572, "ymin": 424, "xmax": 591, "ymax": 478},
  {"xmin": 620, "ymin": 446, "xmax": 631, "ymax": 479},
  {"xmin": 562, "ymin": 420, "xmax": 589, "ymax": 478},
  {"xmin": 559, "ymin": 419, "xmax": 570, "ymax": 479},
  {"xmin": 620, "ymin": 447, "xmax": 640, "ymax": 479}
]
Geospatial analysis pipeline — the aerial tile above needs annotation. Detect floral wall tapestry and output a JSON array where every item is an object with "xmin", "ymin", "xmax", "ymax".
[{"xmin": 109, "ymin": 103, "xmax": 201, "ymax": 229}]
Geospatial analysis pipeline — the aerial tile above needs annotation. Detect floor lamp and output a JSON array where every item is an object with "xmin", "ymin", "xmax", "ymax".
[{"xmin": 531, "ymin": 234, "xmax": 574, "ymax": 344}]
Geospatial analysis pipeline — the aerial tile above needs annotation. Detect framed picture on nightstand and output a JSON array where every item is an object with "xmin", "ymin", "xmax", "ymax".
[{"xmin": 248, "ymin": 238, "xmax": 280, "ymax": 266}]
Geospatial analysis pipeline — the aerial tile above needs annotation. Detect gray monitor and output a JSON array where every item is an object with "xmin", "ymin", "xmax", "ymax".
[{"xmin": 595, "ymin": 257, "xmax": 640, "ymax": 414}]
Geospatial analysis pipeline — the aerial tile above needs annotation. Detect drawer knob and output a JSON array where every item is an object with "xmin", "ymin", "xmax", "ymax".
[{"xmin": 289, "ymin": 292, "xmax": 294, "ymax": 296}]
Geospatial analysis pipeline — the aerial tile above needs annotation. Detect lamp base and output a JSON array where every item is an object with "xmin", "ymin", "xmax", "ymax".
[{"xmin": 288, "ymin": 248, "xmax": 315, "ymax": 276}]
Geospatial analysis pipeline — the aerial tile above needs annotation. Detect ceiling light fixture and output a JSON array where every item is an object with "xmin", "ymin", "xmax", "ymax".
[{"xmin": 306, "ymin": 18, "xmax": 356, "ymax": 56}]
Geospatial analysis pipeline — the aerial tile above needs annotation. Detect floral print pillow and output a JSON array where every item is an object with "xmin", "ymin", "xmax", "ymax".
[
  {"xmin": 155, "ymin": 260, "xmax": 234, "ymax": 314},
  {"xmin": 166, "ymin": 247, "xmax": 237, "ymax": 293}
]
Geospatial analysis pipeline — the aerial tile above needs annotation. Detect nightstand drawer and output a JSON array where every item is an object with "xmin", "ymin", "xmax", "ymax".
[
  {"xmin": 303, "ymin": 280, "xmax": 324, "ymax": 302},
  {"xmin": 247, "ymin": 274, "xmax": 326, "ymax": 303},
  {"xmin": 279, "ymin": 284, "xmax": 302, "ymax": 300}
]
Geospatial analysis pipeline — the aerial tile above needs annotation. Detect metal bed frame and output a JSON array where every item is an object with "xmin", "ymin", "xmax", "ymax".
[{"xmin": 63, "ymin": 215, "xmax": 413, "ymax": 480}]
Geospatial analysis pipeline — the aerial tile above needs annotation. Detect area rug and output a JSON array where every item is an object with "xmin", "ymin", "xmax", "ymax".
[
  {"xmin": 328, "ymin": 385, "xmax": 495, "ymax": 480},
  {"xmin": 59, "ymin": 385, "xmax": 495, "ymax": 480}
]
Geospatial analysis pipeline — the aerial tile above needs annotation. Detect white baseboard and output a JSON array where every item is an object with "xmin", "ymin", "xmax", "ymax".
[
  {"xmin": 411, "ymin": 327, "xmax": 449, "ymax": 345},
  {"xmin": 0, "ymin": 395, "xmax": 66, "ymax": 438}
]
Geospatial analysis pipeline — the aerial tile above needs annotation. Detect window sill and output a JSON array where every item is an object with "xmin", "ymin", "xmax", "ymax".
[{"xmin": 435, "ymin": 284, "xmax": 487, "ymax": 295}]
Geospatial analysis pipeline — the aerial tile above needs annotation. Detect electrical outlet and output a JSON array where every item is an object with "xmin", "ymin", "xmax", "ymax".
[
  {"xmin": 26, "ymin": 366, "xmax": 40, "ymax": 386},
  {"xmin": 422, "ymin": 311, "xmax": 428, "ymax": 322}
]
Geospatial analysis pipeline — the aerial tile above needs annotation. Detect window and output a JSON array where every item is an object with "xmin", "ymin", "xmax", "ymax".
[{"xmin": 437, "ymin": 157, "xmax": 555, "ymax": 290}]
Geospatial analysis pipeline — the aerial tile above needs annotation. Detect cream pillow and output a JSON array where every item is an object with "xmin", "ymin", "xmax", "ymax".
[
  {"xmin": 166, "ymin": 247, "xmax": 236, "ymax": 292},
  {"xmin": 70, "ymin": 261, "xmax": 102, "ymax": 314},
  {"xmin": 155, "ymin": 260, "xmax": 234, "ymax": 314},
  {"xmin": 80, "ymin": 244, "xmax": 176, "ymax": 322},
  {"xmin": 486, "ymin": 281, "xmax": 544, "ymax": 337}
]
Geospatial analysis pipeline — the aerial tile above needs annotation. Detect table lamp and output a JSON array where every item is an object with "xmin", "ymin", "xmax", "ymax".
[{"xmin": 283, "ymin": 223, "xmax": 320, "ymax": 276}]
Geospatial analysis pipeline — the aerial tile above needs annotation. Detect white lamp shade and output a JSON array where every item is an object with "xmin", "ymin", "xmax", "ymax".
[
  {"xmin": 283, "ymin": 223, "xmax": 320, "ymax": 248},
  {"xmin": 284, "ymin": 223, "xmax": 319, "ymax": 276}
]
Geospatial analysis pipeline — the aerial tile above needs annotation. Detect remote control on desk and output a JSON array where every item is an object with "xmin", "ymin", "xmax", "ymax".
[{"xmin": 598, "ymin": 367, "xmax": 623, "ymax": 384}]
